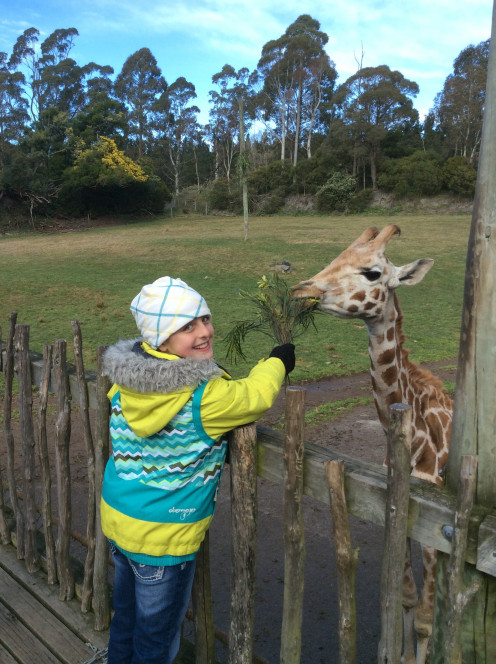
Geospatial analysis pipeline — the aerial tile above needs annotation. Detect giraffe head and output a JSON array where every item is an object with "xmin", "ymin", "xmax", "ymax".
[{"xmin": 293, "ymin": 225, "xmax": 434, "ymax": 322}]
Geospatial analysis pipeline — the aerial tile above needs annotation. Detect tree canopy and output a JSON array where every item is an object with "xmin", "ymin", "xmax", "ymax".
[{"xmin": 0, "ymin": 20, "xmax": 488, "ymax": 223}]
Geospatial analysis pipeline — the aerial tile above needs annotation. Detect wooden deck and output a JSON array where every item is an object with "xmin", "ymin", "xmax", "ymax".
[
  {"xmin": 0, "ymin": 542, "xmax": 108, "ymax": 664},
  {"xmin": 0, "ymin": 542, "xmax": 199, "ymax": 664}
]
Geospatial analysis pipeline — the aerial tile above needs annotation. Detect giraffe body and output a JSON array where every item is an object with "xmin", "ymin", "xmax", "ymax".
[{"xmin": 293, "ymin": 225, "xmax": 452, "ymax": 664}]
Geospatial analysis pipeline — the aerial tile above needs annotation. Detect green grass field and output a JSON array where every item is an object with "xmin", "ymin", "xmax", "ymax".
[{"xmin": 0, "ymin": 213, "xmax": 470, "ymax": 381}]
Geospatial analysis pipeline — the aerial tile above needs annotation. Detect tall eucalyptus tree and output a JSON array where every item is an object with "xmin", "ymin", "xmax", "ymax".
[
  {"xmin": 432, "ymin": 39, "xmax": 489, "ymax": 166},
  {"xmin": 209, "ymin": 64, "xmax": 251, "ymax": 183},
  {"xmin": 333, "ymin": 65, "xmax": 419, "ymax": 188},
  {"xmin": 5, "ymin": 27, "xmax": 114, "ymax": 214},
  {"xmin": 251, "ymin": 14, "xmax": 335, "ymax": 165},
  {"xmin": 114, "ymin": 48, "xmax": 167, "ymax": 159},
  {"xmin": 153, "ymin": 77, "xmax": 200, "ymax": 194},
  {"xmin": 0, "ymin": 52, "xmax": 28, "ymax": 153}
]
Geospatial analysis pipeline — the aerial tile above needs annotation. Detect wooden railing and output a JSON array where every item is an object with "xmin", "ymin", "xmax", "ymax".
[{"xmin": 2, "ymin": 313, "xmax": 496, "ymax": 663}]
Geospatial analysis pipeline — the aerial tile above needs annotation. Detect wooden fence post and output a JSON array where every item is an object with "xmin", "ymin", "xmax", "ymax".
[
  {"xmin": 0, "ymin": 324, "xmax": 11, "ymax": 545},
  {"xmin": 378, "ymin": 403, "xmax": 412, "ymax": 664},
  {"xmin": 192, "ymin": 531, "xmax": 215, "ymax": 664},
  {"xmin": 15, "ymin": 324, "xmax": 39, "ymax": 573},
  {"xmin": 3, "ymin": 311, "xmax": 24, "ymax": 557},
  {"xmin": 430, "ymin": 455, "xmax": 481, "ymax": 664},
  {"xmin": 0, "ymin": 451, "xmax": 9, "ymax": 544},
  {"xmin": 280, "ymin": 387, "xmax": 306, "ymax": 664},
  {"xmin": 444, "ymin": 1, "xmax": 496, "ymax": 658},
  {"xmin": 0, "ymin": 322, "xmax": 9, "ymax": 544},
  {"xmin": 228, "ymin": 423, "xmax": 258, "ymax": 664},
  {"xmin": 93, "ymin": 345, "xmax": 111, "ymax": 631},
  {"xmin": 71, "ymin": 319, "xmax": 96, "ymax": 613},
  {"xmin": 443, "ymin": 455, "xmax": 480, "ymax": 664},
  {"xmin": 325, "ymin": 459, "xmax": 358, "ymax": 664},
  {"xmin": 53, "ymin": 338, "xmax": 75, "ymax": 601},
  {"xmin": 36, "ymin": 343, "xmax": 58, "ymax": 584}
]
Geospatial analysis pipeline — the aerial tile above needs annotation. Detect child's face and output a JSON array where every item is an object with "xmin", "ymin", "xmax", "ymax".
[{"xmin": 159, "ymin": 315, "xmax": 214, "ymax": 359}]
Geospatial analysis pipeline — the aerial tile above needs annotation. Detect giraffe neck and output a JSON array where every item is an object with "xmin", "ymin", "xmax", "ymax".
[{"xmin": 364, "ymin": 292, "xmax": 408, "ymax": 428}]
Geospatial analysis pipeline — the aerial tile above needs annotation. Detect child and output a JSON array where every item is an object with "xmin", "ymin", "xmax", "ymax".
[{"xmin": 101, "ymin": 276, "xmax": 295, "ymax": 664}]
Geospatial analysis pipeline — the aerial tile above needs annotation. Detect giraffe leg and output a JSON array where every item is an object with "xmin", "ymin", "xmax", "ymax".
[
  {"xmin": 413, "ymin": 546, "xmax": 437, "ymax": 664},
  {"xmin": 402, "ymin": 539, "xmax": 418, "ymax": 664}
]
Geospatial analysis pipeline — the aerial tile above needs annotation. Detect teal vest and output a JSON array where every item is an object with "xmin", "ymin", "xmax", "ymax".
[{"xmin": 102, "ymin": 382, "xmax": 228, "ymax": 564}]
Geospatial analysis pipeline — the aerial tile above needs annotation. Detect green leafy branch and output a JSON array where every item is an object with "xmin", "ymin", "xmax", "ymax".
[{"xmin": 224, "ymin": 272, "xmax": 320, "ymax": 363}]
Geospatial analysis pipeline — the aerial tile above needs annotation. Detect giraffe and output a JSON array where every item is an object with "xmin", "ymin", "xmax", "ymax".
[{"xmin": 292, "ymin": 224, "xmax": 452, "ymax": 664}]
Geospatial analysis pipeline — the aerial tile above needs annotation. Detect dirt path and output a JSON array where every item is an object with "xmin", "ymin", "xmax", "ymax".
[{"xmin": 261, "ymin": 359, "xmax": 457, "ymax": 465}]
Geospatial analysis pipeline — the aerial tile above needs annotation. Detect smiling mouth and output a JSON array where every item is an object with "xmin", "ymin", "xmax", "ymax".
[{"xmin": 194, "ymin": 341, "xmax": 211, "ymax": 350}]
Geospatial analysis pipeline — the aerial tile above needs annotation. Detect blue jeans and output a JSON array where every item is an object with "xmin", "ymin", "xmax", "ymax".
[{"xmin": 108, "ymin": 544, "xmax": 196, "ymax": 664}]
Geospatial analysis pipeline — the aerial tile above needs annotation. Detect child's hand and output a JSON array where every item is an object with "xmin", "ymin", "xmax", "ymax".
[{"xmin": 269, "ymin": 344, "xmax": 296, "ymax": 375}]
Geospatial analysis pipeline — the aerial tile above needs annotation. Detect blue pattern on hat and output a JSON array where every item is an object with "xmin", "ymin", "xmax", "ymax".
[{"xmin": 130, "ymin": 277, "xmax": 211, "ymax": 349}]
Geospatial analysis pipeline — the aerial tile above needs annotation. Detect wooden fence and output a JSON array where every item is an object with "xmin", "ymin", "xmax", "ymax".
[{"xmin": 2, "ymin": 313, "xmax": 496, "ymax": 663}]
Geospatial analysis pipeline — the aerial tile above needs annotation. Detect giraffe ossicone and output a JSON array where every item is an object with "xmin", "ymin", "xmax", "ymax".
[{"xmin": 293, "ymin": 224, "xmax": 453, "ymax": 664}]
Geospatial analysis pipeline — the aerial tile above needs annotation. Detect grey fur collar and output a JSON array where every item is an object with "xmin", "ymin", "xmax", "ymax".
[{"xmin": 103, "ymin": 338, "xmax": 224, "ymax": 394}]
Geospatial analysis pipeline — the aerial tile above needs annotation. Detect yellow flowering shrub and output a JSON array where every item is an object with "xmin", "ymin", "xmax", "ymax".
[{"xmin": 74, "ymin": 136, "xmax": 148, "ymax": 184}]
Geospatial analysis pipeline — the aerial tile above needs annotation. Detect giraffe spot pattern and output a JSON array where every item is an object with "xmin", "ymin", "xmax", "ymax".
[
  {"xmin": 378, "ymin": 348, "xmax": 396, "ymax": 366},
  {"xmin": 351, "ymin": 290, "xmax": 366, "ymax": 301},
  {"xmin": 381, "ymin": 365, "xmax": 398, "ymax": 386}
]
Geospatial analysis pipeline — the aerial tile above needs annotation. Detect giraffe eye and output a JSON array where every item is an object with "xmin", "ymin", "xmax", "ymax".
[{"xmin": 362, "ymin": 269, "xmax": 381, "ymax": 282}]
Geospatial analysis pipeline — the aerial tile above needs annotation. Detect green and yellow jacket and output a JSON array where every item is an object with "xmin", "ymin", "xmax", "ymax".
[{"xmin": 101, "ymin": 339, "xmax": 285, "ymax": 565}]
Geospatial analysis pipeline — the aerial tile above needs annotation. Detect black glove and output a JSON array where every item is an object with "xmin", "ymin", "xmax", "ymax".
[{"xmin": 269, "ymin": 343, "xmax": 295, "ymax": 375}]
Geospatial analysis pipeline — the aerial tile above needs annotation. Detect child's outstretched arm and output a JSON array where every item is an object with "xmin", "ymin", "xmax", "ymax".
[{"xmin": 200, "ymin": 344, "xmax": 295, "ymax": 439}]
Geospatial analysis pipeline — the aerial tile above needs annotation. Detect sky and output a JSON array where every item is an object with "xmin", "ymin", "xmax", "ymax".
[{"xmin": 1, "ymin": 0, "xmax": 494, "ymax": 126}]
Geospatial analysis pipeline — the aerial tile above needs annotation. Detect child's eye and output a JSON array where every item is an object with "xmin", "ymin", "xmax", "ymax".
[{"xmin": 202, "ymin": 315, "xmax": 211, "ymax": 323}]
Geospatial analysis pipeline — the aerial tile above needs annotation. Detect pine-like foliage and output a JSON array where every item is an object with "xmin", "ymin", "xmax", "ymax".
[{"xmin": 224, "ymin": 272, "xmax": 319, "ymax": 363}]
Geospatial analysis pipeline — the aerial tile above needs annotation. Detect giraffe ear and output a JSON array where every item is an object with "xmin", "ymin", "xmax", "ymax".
[{"xmin": 396, "ymin": 259, "xmax": 434, "ymax": 286}]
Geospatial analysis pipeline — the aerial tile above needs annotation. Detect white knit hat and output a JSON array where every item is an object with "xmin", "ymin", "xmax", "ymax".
[{"xmin": 130, "ymin": 277, "xmax": 211, "ymax": 349}]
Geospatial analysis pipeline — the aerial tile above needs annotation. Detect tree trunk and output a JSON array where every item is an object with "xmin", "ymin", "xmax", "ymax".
[
  {"xmin": 238, "ymin": 96, "xmax": 249, "ymax": 242},
  {"xmin": 369, "ymin": 144, "xmax": 378, "ymax": 189},
  {"xmin": 293, "ymin": 80, "xmax": 303, "ymax": 167},
  {"xmin": 280, "ymin": 99, "xmax": 286, "ymax": 162}
]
